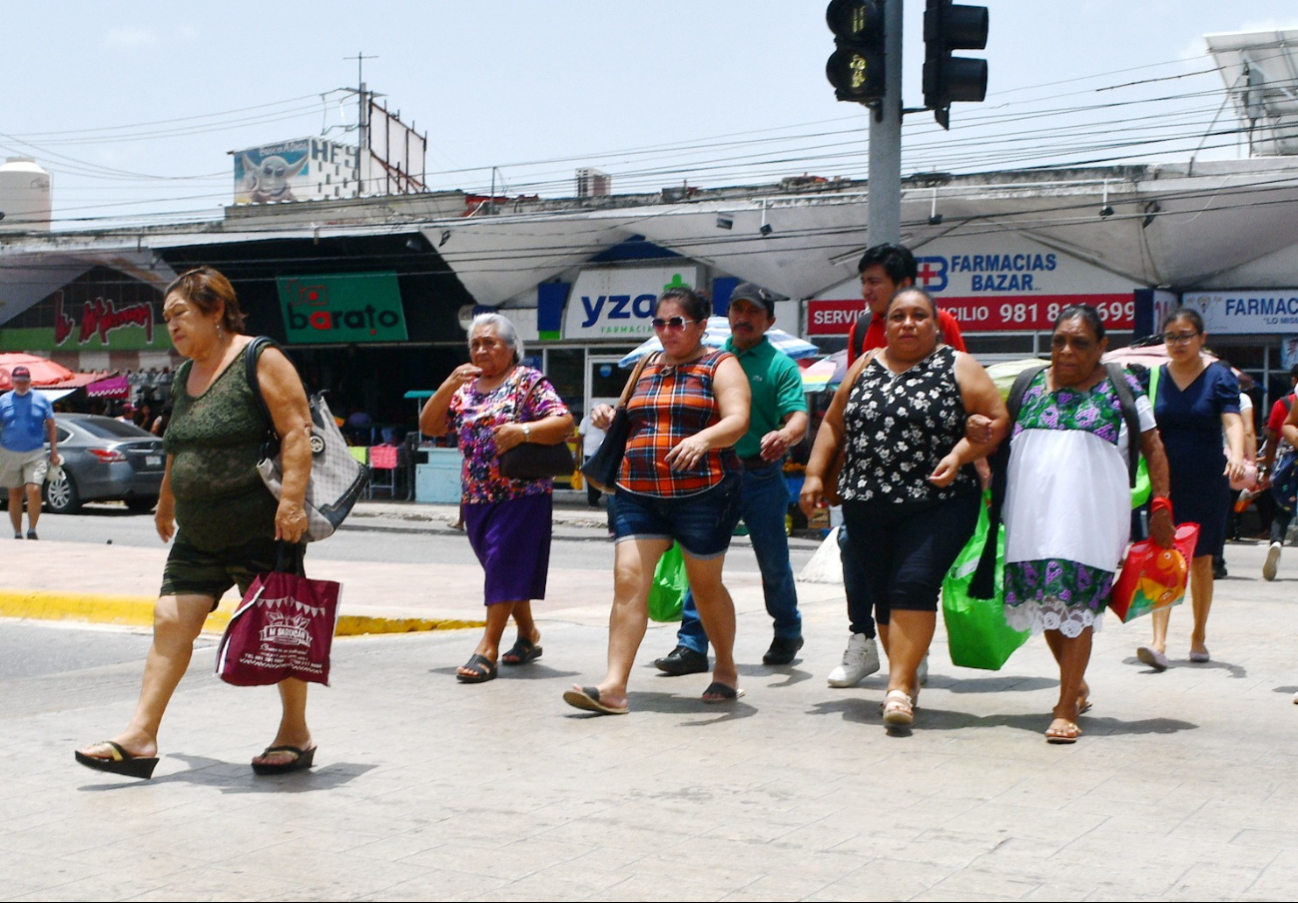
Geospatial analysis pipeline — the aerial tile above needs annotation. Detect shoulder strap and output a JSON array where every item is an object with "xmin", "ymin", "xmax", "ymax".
[
  {"xmin": 1104, "ymin": 362, "xmax": 1142, "ymax": 488},
  {"xmin": 972, "ymin": 362, "xmax": 1046, "ymax": 599},
  {"xmin": 1148, "ymin": 362, "xmax": 1162, "ymax": 407},
  {"xmin": 618, "ymin": 352, "xmax": 656, "ymax": 408},
  {"xmin": 243, "ymin": 335, "xmax": 282, "ymax": 438},
  {"xmin": 851, "ymin": 310, "xmax": 873, "ymax": 361}
]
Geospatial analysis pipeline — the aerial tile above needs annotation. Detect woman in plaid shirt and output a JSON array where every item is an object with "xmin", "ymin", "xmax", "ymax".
[{"xmin": 564, "ymin": 288, "xmax": 751, "ymax": 715}]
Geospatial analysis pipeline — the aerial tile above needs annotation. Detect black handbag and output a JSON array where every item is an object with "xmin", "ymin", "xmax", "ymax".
[
  {"xmin": 497, "ymin": 374, "xmax": 576, "ymax": 480},
  {"xmin": 580, "ymin": 353, "xmax": 656, "ymax": 494}
]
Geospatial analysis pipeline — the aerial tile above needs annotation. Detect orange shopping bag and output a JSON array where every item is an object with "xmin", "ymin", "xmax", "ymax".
[{"xmin": 1109, "ymin": 523, "xmax": 1199, "ymax": 623}]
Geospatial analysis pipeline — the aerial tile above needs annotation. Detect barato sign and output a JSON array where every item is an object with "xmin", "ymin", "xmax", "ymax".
[
  {"xmin": 564, "ymin": 265, "xmax": 700, "ymax": 340},
  {"xmin": 277, "ymin": 272, "xmax": 408, "ymax": 344},
  {"xmin": 809, "ymin": 236, "xmax": 1137, "ymax": 333},
  {"xmin": 1181, "ymin": 290, "xmax": 1298, "ymax": 334}
]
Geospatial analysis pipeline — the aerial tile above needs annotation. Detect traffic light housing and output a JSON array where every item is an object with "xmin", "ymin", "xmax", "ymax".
[
  {"xmin": 923, "ymin": 0, "xmax": 989, "ymax": 129},
  {"xmin": 825, "ymin": 0, "xmax": 886, "ymax": 104}
]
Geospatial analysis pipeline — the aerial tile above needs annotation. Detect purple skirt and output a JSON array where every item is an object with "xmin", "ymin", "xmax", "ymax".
[{"xmin": 463, "ymin": 493, "xmax": 553, "ymax": 605}]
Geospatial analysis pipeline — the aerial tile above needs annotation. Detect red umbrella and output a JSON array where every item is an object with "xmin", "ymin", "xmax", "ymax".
[{"xmin": 0, "ymin": 353, "xmax": 75, "ymax": 391}]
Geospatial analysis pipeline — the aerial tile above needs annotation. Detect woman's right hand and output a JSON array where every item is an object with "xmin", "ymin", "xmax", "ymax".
[
  {"xmin": 444, "ymin": 364, "xmax": 482, "ymax": 390},
  {"xmin": 590, "ymin": 403, "xmax": 615, "ymax": 431},
  {"xmin": 155, "ymin": 495, "xmax": 176, "ymax": 543},
  {"xmin": 799, "ymin": 475, "xmax": 824, "ymax": 519}
]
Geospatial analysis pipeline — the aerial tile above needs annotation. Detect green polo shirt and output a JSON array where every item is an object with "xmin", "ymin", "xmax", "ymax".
[{"xmin": 725, "ymin": 335, "xmax": 808, "ymax": 460}]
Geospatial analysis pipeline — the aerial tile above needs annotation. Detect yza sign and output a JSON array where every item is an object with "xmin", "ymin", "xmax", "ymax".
[{"xmin": 563, "ymin": 266, "xmax": 700, "ymax": 339}]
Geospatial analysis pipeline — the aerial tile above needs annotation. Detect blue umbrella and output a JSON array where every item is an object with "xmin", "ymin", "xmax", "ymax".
[{"xmin": 617, "ymin": 316, "xmax": 819, "ymax": 368}]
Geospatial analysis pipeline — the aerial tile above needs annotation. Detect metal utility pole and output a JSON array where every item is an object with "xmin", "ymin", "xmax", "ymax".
[
  {"xmin": 867, "ymin": 0, "xmax": 903, "ymax": 245},
  {"xmin": 345, "ymin": 52, "xmax": 378, "ymax": 197}
]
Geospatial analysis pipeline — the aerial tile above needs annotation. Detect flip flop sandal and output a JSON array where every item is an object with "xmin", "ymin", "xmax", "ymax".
[
  {"xmin": 1046, "ymin": 720, "xmax": 1082, "ymax": 744},
  {"xmin": 456, "ymin": 653, "xmax": 498, "ymax": 683},
  {"xmin": 701, "ymin": 681, "xmax": 745, "ymax": 703},
  {"xmin": 882, "ymin": 689, "xmax": 914, "ymax": 727},
  {"xmin": 501, "ymin": 638, "xmax": 542, "ymax": 666},
  {"xmin": 74, "ymin": 741, "xmax": 159, "ymax": 780},
  {"xmin": 563, "ymin": 685, "xmax": 628, "ymax": 715},
  {"xmin": 252, "ymin": 745, "xmax": 317, "ymax": 775}
]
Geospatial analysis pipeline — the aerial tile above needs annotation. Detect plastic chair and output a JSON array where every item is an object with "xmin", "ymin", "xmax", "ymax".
[{"xmin": 369, "ymin": 444, "xmax": 399, "ymax": 498}]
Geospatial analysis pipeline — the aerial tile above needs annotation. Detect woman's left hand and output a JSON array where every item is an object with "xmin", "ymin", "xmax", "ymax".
[
  {"xmin": 1223, "ymin": 454, "xmax": 1246, "ymax": 484},
  {"xmin": 929, "ymin": 452, "xmax": 962, "ymax": 487},
  {"xmin": 275, "ymin": 499, "xmax": 310, "ymax": 543},
  {"xmin": 665, "ymin": 435, "xmax": 710, "ymax": 472},
  {"xmin": 493, "ymin": 423, "xmax": 527, "ymax": 454}
]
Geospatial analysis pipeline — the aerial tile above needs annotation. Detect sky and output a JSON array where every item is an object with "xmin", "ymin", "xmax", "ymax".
[{"xmin": 2, "ymin": 0, "xmax": 1296, "ymax": 228}]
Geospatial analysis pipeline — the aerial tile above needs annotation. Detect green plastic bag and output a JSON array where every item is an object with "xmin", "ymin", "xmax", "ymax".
[
  {"xmin": 648, "ymin": 542, "xmax": 687, "ymax": 622},
  {"xmin": 941, "ymin": 493, "xmax": 1030, "ymax": 670}
]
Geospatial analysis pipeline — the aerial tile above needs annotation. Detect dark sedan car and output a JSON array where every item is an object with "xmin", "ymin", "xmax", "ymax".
[{"xmin": 40, "ymin": 414, "xmax": 166, "ymax": 513}]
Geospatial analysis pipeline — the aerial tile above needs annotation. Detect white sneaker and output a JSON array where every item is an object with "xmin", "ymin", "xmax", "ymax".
[
  {"xmin": 1264, "ymin": 542, "xmax": 1282, "ymax": 582},
  {"xmin": 827, "ymin": 633, "xmax": 880, "ymax": 687}
]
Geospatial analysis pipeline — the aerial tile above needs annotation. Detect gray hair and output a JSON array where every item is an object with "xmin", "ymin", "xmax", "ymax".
[{"xmin": 469, "ymin": 312, "xmax": 523, "ymax": 363}]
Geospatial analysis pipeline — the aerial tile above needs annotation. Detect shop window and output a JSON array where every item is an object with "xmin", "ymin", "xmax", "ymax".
[{"xmin": 543, "ymin": 348, "xmax": 584, "ymax": 415}]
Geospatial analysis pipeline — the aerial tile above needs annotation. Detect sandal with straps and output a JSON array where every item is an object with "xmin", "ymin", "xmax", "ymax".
[{"xmin": 882, "ymin": 689, "xmax": 914, "ymax": 727}]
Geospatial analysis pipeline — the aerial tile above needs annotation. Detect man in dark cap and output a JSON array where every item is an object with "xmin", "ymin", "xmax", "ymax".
[
  {"xmin": 655, "ymin": 282, "xmax": 810, "ymax": 672},
  {"xmin": 0, "ymin": 366, "xmax": 58, "ymax": 539}
]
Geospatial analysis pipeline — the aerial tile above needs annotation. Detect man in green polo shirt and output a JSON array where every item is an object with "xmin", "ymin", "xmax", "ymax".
[{"xmin": 655, "ymin": 282, "xmax": 810, "ymax": 672}]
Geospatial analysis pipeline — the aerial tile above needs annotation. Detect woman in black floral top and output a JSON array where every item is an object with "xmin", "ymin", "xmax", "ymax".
[{"xmin": 801, "ymin": 289, "xmax": 1007, "ymax": 731}]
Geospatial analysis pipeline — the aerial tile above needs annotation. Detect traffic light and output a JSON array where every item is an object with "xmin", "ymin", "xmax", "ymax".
[
  {"xmin": 923, "ymin": 0, "xmax": 989, "ymax": 129},
  {"xmin": 825, "ymin": 0, "xmax": 886, "ymax": 104}
]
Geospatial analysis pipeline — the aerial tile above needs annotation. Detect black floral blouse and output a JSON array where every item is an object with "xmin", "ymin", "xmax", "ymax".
[{"xmin": 838, "ymin": 345, "xmax": 977, "ymax": 504}]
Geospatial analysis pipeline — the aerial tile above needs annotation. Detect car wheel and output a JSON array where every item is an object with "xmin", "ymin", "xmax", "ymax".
[
  {"xmin": 44, "ymin": 471, "xmax": 81, "ymax": 514},
  {"xmin": 125, "ymin": 495, "xmax": 159, "ymax": 513}
]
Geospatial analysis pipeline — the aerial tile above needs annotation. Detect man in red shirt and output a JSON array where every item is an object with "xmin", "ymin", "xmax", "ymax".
[
  {"xmin": 845, "ymin": 243, "xmax": 966, "ymax": 365},
  {"xmin": 1260, "ymin": 364, "xmax": 1298, "ymax": 580}
]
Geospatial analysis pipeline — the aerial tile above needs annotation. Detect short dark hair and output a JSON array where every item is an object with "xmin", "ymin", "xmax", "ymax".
[
  {"xmin": 857, "ymin": 243, "xmax": 918, "ymax": 285},
  {"xmin": 1162, "ymin": 307, "xmax": 1204, "ymax": 334},
  {"xmin": 164, "ymin": 267, "xmax": 246, "ymax": 334},
  {"xmin": 657, "ymin": 287, "xmax": 710, "ymax": 322},
  {"xmin": 1289, "ymin": 363, "xmax": 1298, "ymax": 381},
  {"xmin": 1054, "ymin": 303, "xmax": 1106, "ymax": 342}
]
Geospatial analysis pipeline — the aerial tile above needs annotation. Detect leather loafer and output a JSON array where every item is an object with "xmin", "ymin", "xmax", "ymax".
[
  {"xmin": 654, "ymin": 645, "xmax": 709, "ymax": 675},
  {"xmin": 763, "ymin": 635, "xmax": 805, "ymax": 666}
]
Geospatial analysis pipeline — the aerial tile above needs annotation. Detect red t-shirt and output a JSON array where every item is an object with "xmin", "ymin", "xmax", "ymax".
[
  {"xmin": 846, "ymin": 308, "xmax": 967, "ymax": 366},
  {"xmin": 1267, "ymin": 394, "xmax": 1295, "ymax": 436}
]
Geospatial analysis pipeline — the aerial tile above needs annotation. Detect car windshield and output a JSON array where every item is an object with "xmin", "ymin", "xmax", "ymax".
[{"xmin": 71, "ymin": 418, "xmax": 156, "ymax": 440}]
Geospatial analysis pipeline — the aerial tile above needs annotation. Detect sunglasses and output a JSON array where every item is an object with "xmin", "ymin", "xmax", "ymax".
[{"xmin": 651, "ymin": 316, "xmax": 700, "ymax": 331}]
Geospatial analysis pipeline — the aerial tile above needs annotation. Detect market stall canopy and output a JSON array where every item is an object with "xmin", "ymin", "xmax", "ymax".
[
  {"xmin": 0, "ymin": 353, "xmax": 74, "ymax": 390},
  {"xmin": 617, "ymin": 317, "xmax": 818, "ymax": 368},
  {"xmin": 86, "ymin": 374, "xmax": 131, "ymax": 399}
]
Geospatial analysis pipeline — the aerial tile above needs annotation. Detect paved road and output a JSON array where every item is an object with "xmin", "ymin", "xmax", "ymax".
[{"xmin": 3, "ymin": 527, "xmax": 1298, "ymax": 900}]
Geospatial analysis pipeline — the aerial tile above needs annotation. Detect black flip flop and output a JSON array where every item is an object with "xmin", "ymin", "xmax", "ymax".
[
  {"xmin": 456, "ymin": 653, "xmax": 498, "ymax": 683},
  {"xmin": 701, "ymin": 682, "xmax": 746, "ymax": 704},
  {"xmin": 252, "ymin": 745, "xmax": 317, "ymax": 776},
  {"xmin": 501, "ymin": 638, "xmax": 542, "ymax": 666},
  {"xmin": 74, "ymin": 741, "xmax": 159, "ymax": 779},
  {"xmin": 562, "ymin": 685, "xmax": 628, "ymax": 715}
]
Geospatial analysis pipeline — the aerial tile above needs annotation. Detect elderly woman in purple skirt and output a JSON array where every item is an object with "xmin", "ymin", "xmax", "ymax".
[{"xmin": 420, "ymin": 313, "xmax": 573, "ymax": 683}]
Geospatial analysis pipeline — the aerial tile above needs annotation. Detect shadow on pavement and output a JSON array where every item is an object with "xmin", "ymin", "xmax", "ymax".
[
  {"xmin": 911, "ymin": 707, "xmax": 1199, "ymax": 737},
  {"xmin": 77, "ymin": 755, "xmax": 376, "ymax": 793},
  {"xmin": 1120, "ymin": 656, "xmax": 1248, "ymax": 679}
]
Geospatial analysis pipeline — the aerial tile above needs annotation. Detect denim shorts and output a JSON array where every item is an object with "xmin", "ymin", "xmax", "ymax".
[{"xmin": 613, "ymin": 473, "xmax": 741, "ymax": 560}]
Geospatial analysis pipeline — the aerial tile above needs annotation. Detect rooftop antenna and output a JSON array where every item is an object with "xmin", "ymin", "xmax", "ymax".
[{"xmin": 344, "ymin": 52, "xmax": 379, "ymax": 196}]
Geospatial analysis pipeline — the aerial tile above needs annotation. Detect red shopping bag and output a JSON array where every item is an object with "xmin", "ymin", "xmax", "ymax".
[
  {"xmin": 1109, "ymin": 523, "xmax": 1199, "ymax": 623},
  {"xmin": 216, "ymin": 558, "xmax": 342, "ymax": 687}
]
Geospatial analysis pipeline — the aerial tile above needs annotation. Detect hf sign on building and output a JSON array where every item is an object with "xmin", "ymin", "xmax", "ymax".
[{"xmin": 808, "ymin": 236, "xmax": 1136, "ymax": 334}]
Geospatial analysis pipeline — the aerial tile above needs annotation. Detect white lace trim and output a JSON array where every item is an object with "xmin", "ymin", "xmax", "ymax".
[{"xmin": 1004, "ymin": 596, "xmax": 1105, "ymax": 638}]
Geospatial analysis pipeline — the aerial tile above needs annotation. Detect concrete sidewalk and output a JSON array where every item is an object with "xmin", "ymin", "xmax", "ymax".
[{"xmin": 4, "ymin": 537, "xmax": 1298, "ymax": 900}]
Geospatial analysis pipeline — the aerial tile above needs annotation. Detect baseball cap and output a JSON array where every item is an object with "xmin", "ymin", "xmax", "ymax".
[
  {"xmin": 729, "ymin": 282, "xmax": 776, "ymax": 314},
  {"xmin": 11, "ymin": 366, "xmax": 31, "ymax": 379}
]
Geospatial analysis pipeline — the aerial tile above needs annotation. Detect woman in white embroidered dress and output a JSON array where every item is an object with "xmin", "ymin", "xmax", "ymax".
[{"xmin": 1000, "ymin": 305, "xmax": 1174, "ymax": 743}]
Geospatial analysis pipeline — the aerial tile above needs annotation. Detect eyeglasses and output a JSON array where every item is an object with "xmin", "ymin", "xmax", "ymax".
[
  {"xmin": 651, "ymin": 316, "xmax": 699, "ymax": 331},
  {"xmin": 1162, "ymin": 331, "xmax": 1200, "ymax": 345}
]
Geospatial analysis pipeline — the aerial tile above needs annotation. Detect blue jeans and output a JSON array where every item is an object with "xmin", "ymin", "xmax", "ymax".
[
  {"xmin": 839, "ymin": 523, "xmax": 877, "ymax": 639},
  {"xmin": 677, "ymin": 463, "xmax": 800, "ymax": 654}
]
